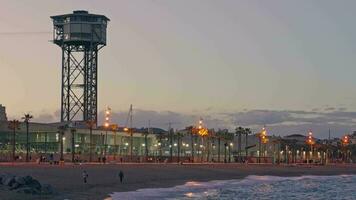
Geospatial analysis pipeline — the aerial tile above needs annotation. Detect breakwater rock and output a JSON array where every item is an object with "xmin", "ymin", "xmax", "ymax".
[{"xmin": 0, "ymin": 174, "xmax": 55, "ymax": 195}]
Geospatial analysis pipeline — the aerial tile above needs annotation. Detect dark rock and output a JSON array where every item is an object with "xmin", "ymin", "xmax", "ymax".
[
  {"xmin": 16, "ymin": 187, "xmax": 38, "ymax": 194},
  {"xmin": 23, "ymin": 176, "xmax": 33, "ymax": 184},
  {"xmin": 41, "ymin": 184, "xmax": 55, "ymax": 195},
  {"xmin": 10, "ymin": 182, "xmax": 21, "ymax": 190},
  {"xmin": 27, "ymin": 179, "xmax": 41, "ymax": 190},
  {"xmin": 3, "ymin": 176, "xmax": 15, "ymax": 186},
  {"xmin": 0, "ymin": 174, "xmax": 4, "ymax": 183},
  {"xmin": 14, "ymin": 176, "xmax": 26, "ymax": 185}
]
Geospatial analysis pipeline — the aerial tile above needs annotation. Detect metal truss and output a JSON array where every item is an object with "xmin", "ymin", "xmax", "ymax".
[{"xmin": 61, "ymin": 44, "xmax": 101, "ymax": 125}]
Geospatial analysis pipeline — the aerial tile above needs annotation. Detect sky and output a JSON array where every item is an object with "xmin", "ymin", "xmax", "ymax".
[{"xmin": 1, "ymin": 0, "xmax": 356, "ymax": 138}]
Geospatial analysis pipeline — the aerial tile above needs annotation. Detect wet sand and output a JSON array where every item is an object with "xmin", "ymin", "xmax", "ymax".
[{"xmin": 0, "ymin": 163, "xmax": 355, "ymax": 200}]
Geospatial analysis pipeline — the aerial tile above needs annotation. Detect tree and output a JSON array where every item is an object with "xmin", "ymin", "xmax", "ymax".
[
  {"xmin": 245, "ymin": 128, "xmax": 252, "ymax": 157},
  {"xmin": 215, "ymin": 129, "xmax": 227, "ymax": 162},
  {"xmin": 8, "ymin": 120, "xmax": 20, "ymax": 161},
  {"xmin": 235, "ymin": 127, "xmax": 244, "ymax": 160},
  {"xmin": 186, "ymin": 126, "xmax": 195, "ymax": 162},
  {"xmin": 22, "ymin": 114, "xmax": 33, "ymax": 162}
]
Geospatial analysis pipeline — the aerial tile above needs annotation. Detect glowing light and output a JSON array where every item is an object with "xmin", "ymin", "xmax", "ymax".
[
  {"xmin": 124, "ymin": 127, "xmax": 129, "ymax": 132},
  {"xmin": 125, "ymin": 142, "xmax": 129, "ymax": 146},
  {"xmin": 185, "ymin": 192, "xmax": 194, "ymax": 197}
]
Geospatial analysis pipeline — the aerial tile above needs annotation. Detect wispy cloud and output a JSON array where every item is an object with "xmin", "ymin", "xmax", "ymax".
[{"xmin": 31, "ymin": 108, "xmax": 356, "ymax": 138}]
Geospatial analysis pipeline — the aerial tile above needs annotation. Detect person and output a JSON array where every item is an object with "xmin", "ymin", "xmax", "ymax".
[
  {"xmin": 82, "ymin": 170, "xmax": 88, "ymax": 183},
  {"xmin": 118, "ymin": 170, "xmax": 124, "ymax": 183}
]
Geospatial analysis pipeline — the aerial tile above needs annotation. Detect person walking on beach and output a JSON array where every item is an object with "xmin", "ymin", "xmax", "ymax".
[
  {"xmin": 82, "ymin": 170, "xmax": 88, "ymax": 183},
  {"xmin": 118, "ymin": 170, "xmax": 124, "ymax": 183}
]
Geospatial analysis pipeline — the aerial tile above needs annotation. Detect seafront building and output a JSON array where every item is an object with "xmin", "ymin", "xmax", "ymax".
[{"xmin": 0, "ymin": 121, "xmax": 159, "ymax": 162}]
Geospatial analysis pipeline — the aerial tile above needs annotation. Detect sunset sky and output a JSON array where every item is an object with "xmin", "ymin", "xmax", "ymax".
[{"xmin": 1, "ymin": 0, "xmax": 356, "ymax": 137}]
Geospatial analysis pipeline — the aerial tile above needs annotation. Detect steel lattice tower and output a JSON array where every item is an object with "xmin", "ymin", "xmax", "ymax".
[{"xmin": 51, "ymin": 11, "xmax": 109, "ymax": 126}]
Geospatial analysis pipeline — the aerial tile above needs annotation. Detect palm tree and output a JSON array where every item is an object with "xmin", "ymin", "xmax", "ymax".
[
  {"xmin": 186, "ymin": 126, "xmax": 195, "ymax": 162},
  {"xmin": 245, "ymin": 128, "xmax": 252, "ymax": 157},
  {"xmin": 22, "ymin": 114, "xmax": 33, "ymax": 162},
  {"xmin": 235, "ymin": 127, "xmax": 244, "ymax": 160},
  {"xmin": 8, "ymin": 120, "xmax": 20, "ymax": 161},
  {"xmin": 156, "ymin": 132, "xmax": 166, "ymax": 161},
  {"xmin": 176, "ymin": 131, "xmax": 184, "ymax": 163},
  {"xmin": 215, "ymin": 129, "xmax": 225, "ymax": 162}
]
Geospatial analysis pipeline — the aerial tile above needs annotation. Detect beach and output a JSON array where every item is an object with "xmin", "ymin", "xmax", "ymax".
[{"xmin": 0, "ymin": 163, "xmax": 356, "ymax": 200}]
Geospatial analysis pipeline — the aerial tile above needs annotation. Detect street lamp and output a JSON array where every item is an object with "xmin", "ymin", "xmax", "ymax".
[
  {"xmin": 258, "ymin": 127, "xmax": 268, "ymax": 163},
  {"xmin": 341, "ymin": 135, "xmax": 349, "ymax": 163},
  {"xmin": 306, "ymin": 131, "xmax": 315, "ymax": 164},
  {"xmin": 104, "ymin": 106, "xmax": 111, "ymax": 158}
]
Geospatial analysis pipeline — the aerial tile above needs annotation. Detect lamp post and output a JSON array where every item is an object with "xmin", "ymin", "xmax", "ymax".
[
  {"xmin": 104, "ymin": 107, "xmax": 111, "ymax": 158},
  {"xmin": 258, "ymin": 127, "xmax": 268, "ymax": 163},
  {"xmin": 341, "ymin": 135, "xmax": 349, "ymax": 163},
  {"xmin": 22, "ymin": 114, "xmax": 33, "ymax": 162},
  {"xmin": 58, "ymin": 125, "xmax": 68, "ymax": 161},
  {"xmin": 8, "ymin": 120, "xmax": 20, "ymax": 162},
  {"xmin": 71, "ymin": 126, "xmax": 76, "ymax": 163},
  {"xmin": 306, "ymin": 131, "xmax": 315, "ymax": 164}
]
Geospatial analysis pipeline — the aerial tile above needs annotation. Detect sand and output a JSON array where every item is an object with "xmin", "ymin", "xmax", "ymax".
[{"xmin": 0, "ymin": 163, "xmax": 355, "ymax": 200}]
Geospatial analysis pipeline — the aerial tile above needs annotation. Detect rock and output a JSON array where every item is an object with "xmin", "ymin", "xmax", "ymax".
[
  {"xmin": 27, "ymin": 179, "xmax": 41, "ymax": 190},
  {"xmin": 14, "ymin": 176, "xmax": 26, "ymax": 185},
  {"xmin": 23, "ymin": 176, "xmax": 33, "ymax": 184},
  {"xmin": 16, "ymin": 187, "xmax": 39, "ymax": 194},
  {"xmin": 41, "ymin": 184, "xmax": 55, "ymax": 195},
  {"xmin": 10, "ymin": 182, "xmax": 21, "ymax": 190},
  {"xmin": 0, "ymin": 174, "xmax": 4, "ymax": 183},
  {"xmin": 3, "ymin": 176, "xmax": 15, "ymax": 186}
]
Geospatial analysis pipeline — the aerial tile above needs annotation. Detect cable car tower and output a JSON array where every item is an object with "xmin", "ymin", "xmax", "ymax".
[{"xmin": 51, "ymin": 10, "xmax": 109, "ymax": 126}]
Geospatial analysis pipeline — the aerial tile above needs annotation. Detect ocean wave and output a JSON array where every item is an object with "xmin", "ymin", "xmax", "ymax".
[{"xmin": 109, "ymin": 174, "xmax": 356, "ymax": 200}]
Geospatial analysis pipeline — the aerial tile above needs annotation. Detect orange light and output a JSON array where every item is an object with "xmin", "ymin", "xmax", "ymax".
[
  {"xmin": 104, "ymin": 122, "xmax": 109, "ymax": 127},
  {"xmin": 124, "ymin": 127, "xmax": 129, "ymax": 132}
]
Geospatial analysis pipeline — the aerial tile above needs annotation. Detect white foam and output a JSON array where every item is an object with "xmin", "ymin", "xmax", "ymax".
[{"xmin": 109, "ymin": 175, "xmax": 355, "ymax": 200}]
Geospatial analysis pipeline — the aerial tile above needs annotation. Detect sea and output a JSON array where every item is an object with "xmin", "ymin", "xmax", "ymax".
[{"xmin": 109, "ymin": 175, "xmax": 356, "ymax": 200}]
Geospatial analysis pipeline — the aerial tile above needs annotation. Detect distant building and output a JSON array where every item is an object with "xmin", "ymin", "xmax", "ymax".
[{"xmin": 0, "ymin": 104, "xmax": 7, "ymax": 121}]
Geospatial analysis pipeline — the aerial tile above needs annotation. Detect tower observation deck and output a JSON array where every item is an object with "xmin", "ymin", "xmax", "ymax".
[{"xmin": 51, "ymin": 10, "xmax": 109, "ymax": 126}]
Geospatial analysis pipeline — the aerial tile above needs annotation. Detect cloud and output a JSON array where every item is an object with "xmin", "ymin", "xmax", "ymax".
[{"xmin": 30, "ymin": 108, "xmax": 356, "ymax": 139}]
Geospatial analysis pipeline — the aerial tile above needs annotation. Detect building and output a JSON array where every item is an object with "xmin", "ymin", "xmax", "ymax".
[
  {"xmin": 0, "ymin": 104, "xmax": 7, "ymax": 121},
  {"xmin": 0, "ymin": 121, "xmax": 159, "ymax": 162}
]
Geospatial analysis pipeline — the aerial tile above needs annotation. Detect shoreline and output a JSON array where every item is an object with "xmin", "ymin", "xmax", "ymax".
[{"xmin": 0, "ymin": 163, "xmax": 355, "ymax": 200}]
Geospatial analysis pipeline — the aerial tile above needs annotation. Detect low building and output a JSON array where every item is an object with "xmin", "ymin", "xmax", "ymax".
[{"xmin": 0, "ymin": 121, "xmax": 159, "ymax": 162}]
